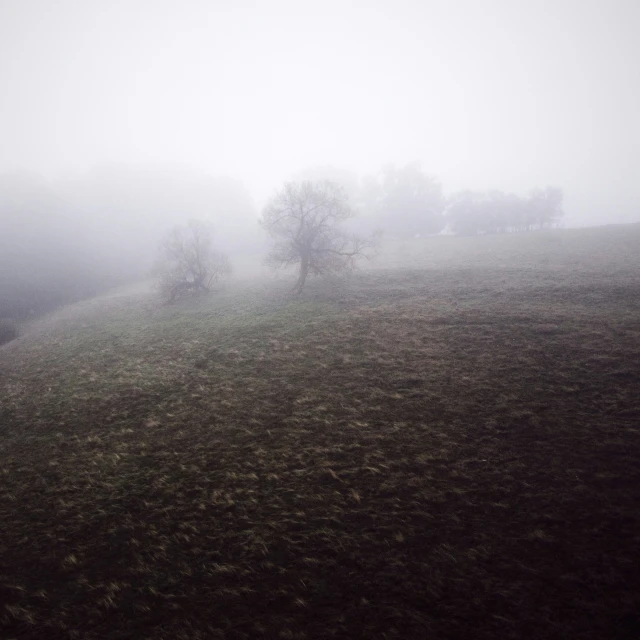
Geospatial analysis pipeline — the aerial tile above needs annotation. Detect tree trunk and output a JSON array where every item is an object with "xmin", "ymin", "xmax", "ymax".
[{"xmin": 294, "ymin": 256, "xmax": 309, "ymax": 294}]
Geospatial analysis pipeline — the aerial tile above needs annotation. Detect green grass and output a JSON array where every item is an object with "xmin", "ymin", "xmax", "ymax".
[{"xmin": 1, "ymin": 225, "xmax": 639, "ymax": 639}]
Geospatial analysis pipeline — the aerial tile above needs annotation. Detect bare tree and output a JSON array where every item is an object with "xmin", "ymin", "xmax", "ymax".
[
  {"xmin": 261, "ymin": 181, "xmax": 376, "ymax": 294},
  {"xmin": 155, "ymin": 219, "xmax": 231, "ymax": 303}
]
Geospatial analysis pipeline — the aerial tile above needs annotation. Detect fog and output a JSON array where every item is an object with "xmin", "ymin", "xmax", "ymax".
[
  {"xmin": 2, "ymin": 5, "xmax": 640, "ymax": 633},
  {"xmin": 1, "ymin": 0, "xmax": 640, "ymax": 320},
  {"xmin": 1, "ymin": 0, "xmax": 639, "ymax": 227}
]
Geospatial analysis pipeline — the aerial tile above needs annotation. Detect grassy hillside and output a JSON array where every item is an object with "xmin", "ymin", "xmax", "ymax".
[{"xmin": 1, "ymin": 225, "xmax": 639, "ymax": 639}]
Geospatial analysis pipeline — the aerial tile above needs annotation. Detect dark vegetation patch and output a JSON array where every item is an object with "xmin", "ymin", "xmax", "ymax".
[{"xmin": 1, "ymin": 228, "xmax": 639, "ymax": 639}]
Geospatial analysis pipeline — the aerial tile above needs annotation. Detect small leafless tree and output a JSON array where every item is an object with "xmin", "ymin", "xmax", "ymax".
[
  {"xmin": 155, "ymin": 219, "xmax": 231, "ymax": 303},
  {"xmin": 261, "ymin": 181, "xmax": 376, "ymax": 294}
]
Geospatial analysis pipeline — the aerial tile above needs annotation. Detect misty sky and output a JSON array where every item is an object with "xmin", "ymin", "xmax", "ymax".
[{"xmin": 1, "ymin": 0, "xmax": 638, "ymax": 226}]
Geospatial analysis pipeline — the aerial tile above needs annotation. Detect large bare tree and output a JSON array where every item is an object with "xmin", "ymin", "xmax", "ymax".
[
  {"xmin": 261, "ymin": 181, "xmax": 375, "ymax": 294},
  {"xmin": 155, "ymin": 219, "xmax": 231, "ymax": 303}
]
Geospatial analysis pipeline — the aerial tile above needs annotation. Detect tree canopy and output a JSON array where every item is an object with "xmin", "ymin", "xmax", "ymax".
[
  {"xmin": 363, "ymin": 163, "xmax": 445, "ymax": 237},
  {"xmin": 261, "ymin": 181, "xmax": 375, "ymax": 294},
  {"xmin": 155, "ymin": 220, "xmax": 231, "ymax": 303}
]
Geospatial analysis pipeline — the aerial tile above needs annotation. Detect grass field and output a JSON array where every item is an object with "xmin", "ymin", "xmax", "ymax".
[{"xmin": 1, "ymin": 225, "xmax": 639, "ymax": 639}]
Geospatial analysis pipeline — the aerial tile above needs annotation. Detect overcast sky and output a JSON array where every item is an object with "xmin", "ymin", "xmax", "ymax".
[{"xmin": 1, "ymin": 0, "xmax": 638, "ymax": 225}]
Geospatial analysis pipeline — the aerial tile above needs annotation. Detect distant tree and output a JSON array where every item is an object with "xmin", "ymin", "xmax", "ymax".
[
  {"xmin": 446, "ymin": 190, "xmax": 482, "ymax": 236},
  {"xmin": 155, "ymin": 220, "xmax": 231, "ymax": 303},
  {"xmin": 447, "ymin": 190, "xmax": 518, "ymax": 235},
  {"xmin": 364, "ymin": 163, "xmax": 445, "ymax": 237},
  {"xmin": 446, "ymin": 187, "xmax": 564, "ymax": 236},
  {"xmin": 261, "ymin": 181, "xmax": 376, "ymax": 294},
  {"xmin": 526, "ymin": 187, "xmax": 564, "ymax": 230}
]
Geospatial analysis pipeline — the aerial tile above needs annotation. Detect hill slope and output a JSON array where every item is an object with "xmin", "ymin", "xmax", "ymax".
[{"xmin": 1, "ymin": 226, "xmax": 640, "ymax": 639}]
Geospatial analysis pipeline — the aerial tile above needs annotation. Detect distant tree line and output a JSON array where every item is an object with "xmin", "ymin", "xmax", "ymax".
[
  {"xmin": 308, "ymin": 162, "xmax": 564, "ymax": 238},
  {"xmin": 446, "ymin": 187, "xmax": 564, "ymax": 236}
]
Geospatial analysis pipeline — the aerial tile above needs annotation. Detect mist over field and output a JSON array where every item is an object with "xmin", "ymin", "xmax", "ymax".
[
  {"xmin": 1, "ymin": 2, "xmax": 640, "ymax": 639},
  {"xmin": 1, "ymin": 0, "xmax": 639, "ymax": 218},
  {"xmin": 1, "ymin": 0, "xmax": 639, "ymax": 317}
]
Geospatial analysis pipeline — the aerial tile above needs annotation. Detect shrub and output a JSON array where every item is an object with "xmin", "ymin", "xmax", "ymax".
[{"xmin": 154, "ymin": 220, "xmax": 232, "ymax": 303}]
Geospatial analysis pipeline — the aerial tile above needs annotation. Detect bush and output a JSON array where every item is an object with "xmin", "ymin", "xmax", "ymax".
[
  {"xmin": 0, "ymin": 318, "xmax": 19, "ymax": 345},
  {"xmin": 155, "ymin": 220, "xmax": 232, "ymax": 303}
]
